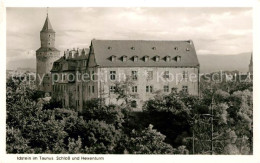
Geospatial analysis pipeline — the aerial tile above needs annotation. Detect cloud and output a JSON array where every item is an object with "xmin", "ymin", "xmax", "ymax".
[{"xmin": 6, "ymin": 7, "xmax": 252, "ymax": 69}]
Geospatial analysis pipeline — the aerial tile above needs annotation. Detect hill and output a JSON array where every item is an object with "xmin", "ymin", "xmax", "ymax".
[{"xmin": 197, "ymin": 52, "xmax": 251, "ymax": 73}]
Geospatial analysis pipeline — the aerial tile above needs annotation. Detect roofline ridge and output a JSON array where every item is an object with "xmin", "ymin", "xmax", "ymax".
[{"xmin": 91, "ymin": 39, "xmax": 194, "ymax": 42}]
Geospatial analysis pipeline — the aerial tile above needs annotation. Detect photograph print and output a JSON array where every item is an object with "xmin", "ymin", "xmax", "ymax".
[{"xmin": 6, "ymin": 7, "xmax": 253, "ymax": 155}]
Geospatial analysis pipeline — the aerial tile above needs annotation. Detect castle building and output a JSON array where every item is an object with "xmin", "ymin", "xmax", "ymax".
[
  {"xmin": 51, "ymin": 40, "xmax": 200, "ymax": 111},
  {"xmin": 36, "ymin": 14, "xmax": 60, "ymax": 93},
  {"xmin": 36, "ymin": 15, "xmax": 201, "ymax": 112}
]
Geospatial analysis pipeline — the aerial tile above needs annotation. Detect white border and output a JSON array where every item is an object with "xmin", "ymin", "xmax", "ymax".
[{"xmin": 1, "ymin": 0, "xmax": 259, "ymax": 163}]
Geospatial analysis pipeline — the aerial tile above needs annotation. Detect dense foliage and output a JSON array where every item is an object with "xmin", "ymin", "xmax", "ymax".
[{"xmin": 6, "ymin": 74, "xmax": 253, "ymax": 154}]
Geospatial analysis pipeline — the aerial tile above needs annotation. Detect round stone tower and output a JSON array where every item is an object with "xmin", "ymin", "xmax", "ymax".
[{"xmin": 36, "ymin": 14, "xmax": 60, "ymax": 94}]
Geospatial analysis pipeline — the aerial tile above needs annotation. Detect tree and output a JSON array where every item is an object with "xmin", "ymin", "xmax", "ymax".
[
  {"xmin": 82, "ymin": 120, "xmax": 122, "ymax": 154},
  {"xmin": 143, "ymin": 92, "xmax": 192, "ymax": 148},
  {"xmin": 82, "ymin": 100, "xmax": 125, "ymax": 128},
  {"xmin": 124, "ymin": 124, "xmax": 176, "ymax": 154},
  {"xmin": 114, "ymin": 76, "xmax": 138, "ymax": 107}
]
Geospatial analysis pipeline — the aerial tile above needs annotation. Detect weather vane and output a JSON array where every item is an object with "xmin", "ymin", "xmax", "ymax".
[{"xmin": 47, "ymin": 7, "xmax": 49, "ymax": 16}]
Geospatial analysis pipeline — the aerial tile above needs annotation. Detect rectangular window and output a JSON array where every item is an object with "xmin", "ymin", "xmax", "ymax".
[
  {"xmin": 92, "ymin": 71, "xmax": 95, "ymax": 80},
  {"xmin": 146, "ymin": 85, "xmax": 153, "ymax": 93},
  {"xmin": 164, "ymin": 71, "xmax": 169, "ymax": 79},
  {"xmin": 92, "ymin": 85, "xmax": 95, "ymax": 93},
  {"xmin": 132, "ymin": 71, "xmax": 138, "ymax": 80},
  {"xmin": 110, "ymin": 71, "xmax": 116, "ymax": 80},
  {"xmin": 147, "ymin": 71, "xmax": 153, "ymax": 80},
  {"xmin": 78, "ymin": 73, "xmax": 82, "ymax": 80},
  {"xmin": 164, "ymin": 85, "xmax": 169, "ymax": 92},
  {"xmin": 131, "ymin": 101, "xmax": 137, "ymax": 108},
  {"xmin": 110, "ymin": 86, "xmax": 116, "ymax": 93},
  {"xmin": 183, "ymin": 71, "xmax": 188, "ymax": 79},
  {"xmin": 132, "ymin": 86, "xmax": 138, "ymax": 93},
  {"xmin": 182, "ymin": 86, "xmax": 188, "ymax": 93}
]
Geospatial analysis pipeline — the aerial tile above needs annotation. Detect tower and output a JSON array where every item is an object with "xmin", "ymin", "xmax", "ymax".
[
  {"xmin": 36, "ymin": 13, "xmax": 60, "ymax": 94},
  {"xmin": 249, "ymin": 53, "xmax": 253, "ymax": 75}
]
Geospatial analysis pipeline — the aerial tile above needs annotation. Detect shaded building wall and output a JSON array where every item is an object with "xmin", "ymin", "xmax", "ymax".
[
  {"xmin": 36, "ymin": 52, "xmax": 60, "ymax": 93},
  {"xmin": 84, "ymin": 66, "xmax": 199, "ymax": 111}
]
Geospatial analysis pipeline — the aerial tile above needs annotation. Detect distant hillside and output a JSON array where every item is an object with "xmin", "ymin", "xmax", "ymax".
[
  {"xmin": 7, "ymin": 52, "xmax": 251, "ymax": 73},
  {"xmin": 197, "ymin": 52, "xmax": 251, "ymax": 73}
]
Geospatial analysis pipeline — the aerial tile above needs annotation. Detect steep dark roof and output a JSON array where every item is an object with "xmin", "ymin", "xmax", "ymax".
[
  {"xmin": 41, "ymin": 15, "xmax": 55, "ymax": 32},
  {"xmin": 51, "ymin": 57, "xmax": 78, "ymax": 72},
  {"xmin": 91, "ymin": 40, "xmax": 199, "ymax": 67},
  {"xmin": 36, "ymin": 47, "xmax": 60, "ymax": 53}
]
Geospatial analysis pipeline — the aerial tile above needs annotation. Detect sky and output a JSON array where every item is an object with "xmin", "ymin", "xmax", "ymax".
[{"xmin": 6, "ymin": 7, "xmax": 252, "ymax": 70}]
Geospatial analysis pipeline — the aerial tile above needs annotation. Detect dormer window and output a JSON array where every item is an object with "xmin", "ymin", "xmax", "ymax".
[
  {"xmin": 176, "ymin": 55, "xmax": 181, "ymax": 62},
  {"xmin": 122, "ymin": 55, "xmax": 127, "ymax": 62},
  {"xmin": 155, "ymin": 55, "xmax": 160, "ymax": 62},
  {"xmin": 144, "ymin": 56, "xmax": 149, "ymax": 62},
  {"xmin": 131, "ymin": 47, "xmax": 135, "ymax": 50},
  {"xmin": 133, "ymin": 56, "xmax": 138, "ymax": 62},
  {"xmin": 186, "ymin": 48, "xmax": 190, "ymax": 51},
  {"xmin": 111, "ymin": 55, "xmax": 116, "ymax": 62},
  {"xmin": 165, "ymin": 56, "xmax": 171, "ymax": 62},
  {"xmin": 108, "ymin": 46, "xmax": 112, "ymax": 50},
  {"xmin": 174, "ymin": 47, "xmax": 178, "ymax": 51},
  {"xmin": 152, "ymin": 47, "xmax": 156, "ymax": 50}
]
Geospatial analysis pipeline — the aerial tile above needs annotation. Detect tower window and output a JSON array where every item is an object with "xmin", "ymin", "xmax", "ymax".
[
  {"xmin": 48, "ymin": 42, "xmax": 50, "ymax": 45},
  {"xmin": 92, "ymin": 85, "xmax": 95, "ymax": 93},
  {"xmin": 49, "ymin": 34, "xmax": 51, "ymax": 37},
  {"xmin": 92, "ymin": 71, "xmax": 95, "ymax": 80}
]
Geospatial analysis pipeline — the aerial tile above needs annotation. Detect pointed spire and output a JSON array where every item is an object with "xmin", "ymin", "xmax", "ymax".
[
  {"xmin": 41, "ymin": 10, "xmax": 55, "ymax": 32},
  {"xmin": 250, "ymin": 53, "xmax": 253, "ymax": 64}
]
